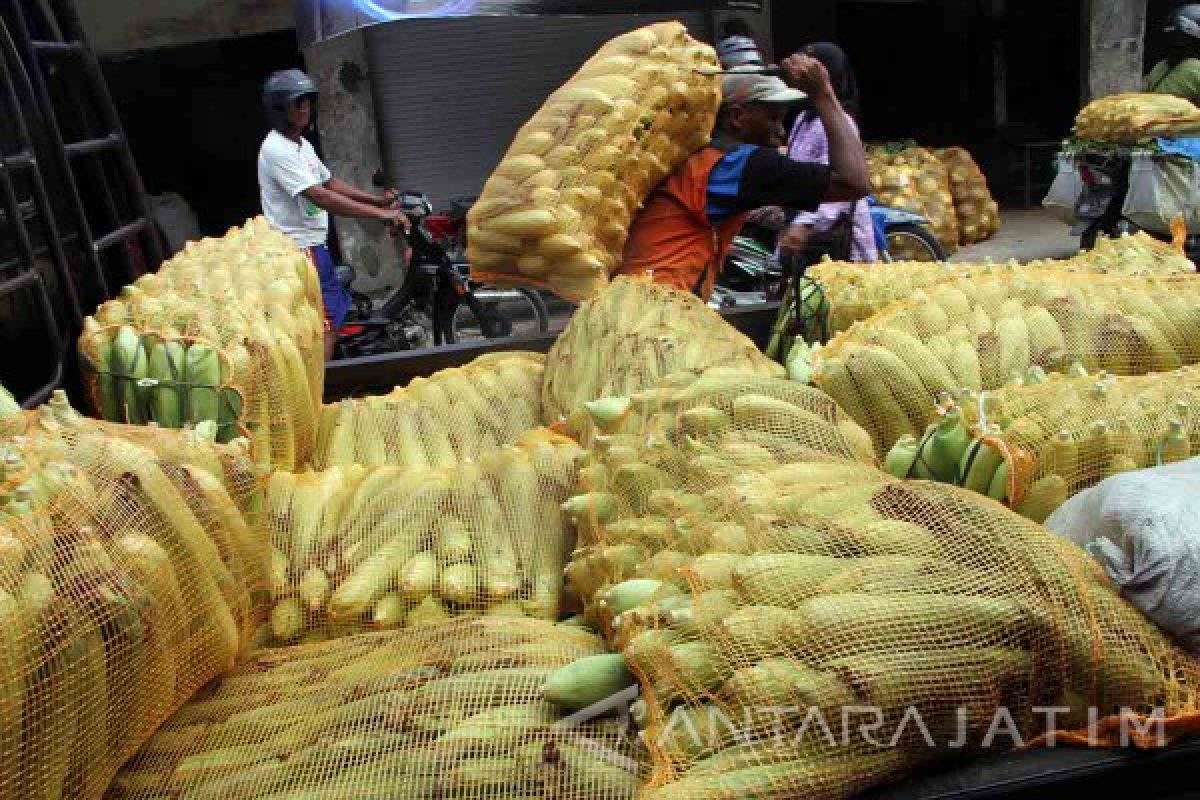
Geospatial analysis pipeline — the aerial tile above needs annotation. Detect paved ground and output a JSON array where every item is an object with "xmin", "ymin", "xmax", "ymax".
[{"xmin": 951, "ymin": 208, "xmax": 1080, "ymax": 264}]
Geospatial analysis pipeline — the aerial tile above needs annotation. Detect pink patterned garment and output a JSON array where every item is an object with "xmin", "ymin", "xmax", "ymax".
[{"xmin": 785, "ymin": 111, "xmax": 878, "ymax": 262}]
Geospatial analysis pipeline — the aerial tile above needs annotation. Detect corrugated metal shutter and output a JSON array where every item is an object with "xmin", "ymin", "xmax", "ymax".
[{"xmin": 366, "ymin": 14, "xmax": 711, "ymax": 210}]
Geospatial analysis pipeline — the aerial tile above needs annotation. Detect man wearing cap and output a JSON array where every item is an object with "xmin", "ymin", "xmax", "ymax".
[{"xmin": 617, "ymin": 54, "xmax": 870, "ymax": 301}]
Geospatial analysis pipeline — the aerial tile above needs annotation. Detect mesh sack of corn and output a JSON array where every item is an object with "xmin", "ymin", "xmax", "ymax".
[
  {"xmin": 936, "ymin": 146, "xmax": 1001, "ymax": 245},
  {"xmin": 78, "ymin": 217, "xmax": 323, "ymax": 471},
  {"xmin": 312, "ymin": 353, "xmax": 545, "ymax": 469},
  {"xmin": 0, "ymin": 392, "xmax": 268, "ymax": 799},
  {"xmin": 263, "ymin": 428, "xmax": 582, "ymax": 646},
  {"xmin": 1074, "ymin": 92, "xmax": 1200, "ymax": 143},
  {"xmin": 888, "ymin": 147, "xmax": 960, "ymax": 255},
  {"xmin": 575, "ymin": 458, "xmax": 1200, "ymax": 799},
  {"xmin": 543, "ymin": 277, "xmax": 784, "ymax": 426},
  {"xmin": 798, "ymin": 231, "xmax": 1193, "ymax": 345},
  {"xmin": 466, "ymin": 23, "xmax": 721, "ymax": 302},
  {"xmin": 106, "ymin": 618, "xmax": 645, "ymax": 800},
  {"xmin": 556, "ymin": 368, "xmax": 878, "ymax": 633},
  {"xmin": 813, "ymin": 271, "xmax": 1200, "ymax": 458},
  {"xmin": 883, "ymin": 364, "xmax": 1200, "ymax": 524}
]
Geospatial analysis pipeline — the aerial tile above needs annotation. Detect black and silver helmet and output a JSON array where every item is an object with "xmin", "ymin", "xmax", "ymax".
[
  {"xmin": 716, "ymin": 35, "xmax": 765, "ymax": 70},
  {"xmin": 263, "ymin": 69, "xmax": 318, "ymax": 132},
  {"xmin": 1165, "ymin": 4, "xmax": 1200, "ymax": 39}
]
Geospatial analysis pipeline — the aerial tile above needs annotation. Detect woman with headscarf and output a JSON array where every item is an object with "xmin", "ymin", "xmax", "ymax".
[{"xmin": 777, "ymin": 42, "xmax": 878, "ymax": 264}]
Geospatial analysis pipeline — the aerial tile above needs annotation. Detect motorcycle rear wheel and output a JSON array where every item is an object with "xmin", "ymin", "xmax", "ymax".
[
  {"xmin": 883, "ymin": 223, "xmax": 947, "ymax": 262},
  {"xmin": 447, "ymin": 287, "xmax": 549, "ymax": 344}
]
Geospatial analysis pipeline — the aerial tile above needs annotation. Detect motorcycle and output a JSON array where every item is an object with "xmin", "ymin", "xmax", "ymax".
[
  {"xmin": 333, "ymin": 191, "xmax": 549, "ymax": 360},
  {"xmin": 1071, "ymin": 150, "xmax": 1133, "ymax": 249},
  {"xmin": 711, "ymin": 200, "xmax": 946, "ymax": 310},
  {"xmin": 1069, "ymin": 149, "xmax": 1200, "ymax": 262}
]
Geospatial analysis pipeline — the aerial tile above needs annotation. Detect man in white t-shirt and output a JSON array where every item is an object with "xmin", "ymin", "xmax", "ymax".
[{"xmin": 257, "ymin": 68, "xmax": 408, "ymax": 359}]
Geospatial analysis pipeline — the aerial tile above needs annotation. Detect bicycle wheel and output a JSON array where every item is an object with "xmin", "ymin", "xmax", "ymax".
[
  {"xmin": 448, "ymin": 287, "xmax": 549, "ymax": 344},
  {"xmin": 885, "ymin": 222, "xmax": 947, "ymax": 262}
]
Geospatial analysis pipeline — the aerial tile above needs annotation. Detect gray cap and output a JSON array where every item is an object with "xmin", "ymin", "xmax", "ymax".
[{"xmin": 721, "ymin": 69, "xmax": 806, "ymax": 108}]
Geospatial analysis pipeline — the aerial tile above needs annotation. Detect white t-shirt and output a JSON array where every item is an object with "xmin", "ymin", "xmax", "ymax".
[{"xmin": 257, "ymin": 130, "xmax": 332, "ymax": 248}]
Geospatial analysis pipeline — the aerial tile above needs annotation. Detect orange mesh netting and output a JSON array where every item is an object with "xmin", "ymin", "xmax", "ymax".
[
  {"xmin": 936, "ymin": 147, "xmax": 1000, "ymax": 245},
  {"xmin": 0, "ymin": 392, "xmax": 268, "ymax": 799},
  {"xmin": 106, "ymin": 619, "xmax": 645, "ymax": 800},
  {"xmin": 78, "ymin": 217, "xmax": 323, "ymax": 472},
  {"xmin": 263, "ymin": 428, "xmax": 583, "ymax": 646},
  {"xmin": 881, "ymin": 364, "xmax": 1200, "ymax": 523},
  {"xmin": 467, "ymin": 22, "xmax": 721, "ymax": 302},
  {"xmin": 1074, "ymin": 93, "xmax": 1200, "ymax": 143},
  {"xmin": 555, "ymin": 409, "xmax": 1200, "ymax": 798},
  {"xmin": 812, "ymin": 271, "xmax": 1200, "ymax": 458},
  {"xmin": 800, "ymin": 232, "xmax": 1193, "ymax": 344},
  {"xmin": 619, "ymin": 475, "xmax": 1200, "ymax": 799},
  {"xmin": 311, "ymin": 354, "xmax": 545, "ymax": 470},
  {"xmin": 542, "ymin": 277, "xmax": 784, "ymax": 426}
]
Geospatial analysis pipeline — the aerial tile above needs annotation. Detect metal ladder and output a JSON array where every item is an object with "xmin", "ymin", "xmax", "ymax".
[
  {"xmin": 3, "ymin": 0, "xmax": 162, "ymax": 311},
  {"xmin": 0, "ymin": 0, "xmax": 162, "ymax": 406}
]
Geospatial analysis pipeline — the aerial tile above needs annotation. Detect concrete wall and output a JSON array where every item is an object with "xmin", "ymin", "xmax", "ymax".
[
  {"xmin": 1085, "ymin": 0, "xmax": 1148, "ymax": 100},
  {"xmin": 713, "ymin": 0, "xmax": 774, "ymax": 59},
  {"xmin": 77, "ymin": 0, "xmax": 293, "ymax": 54},
  {"xmin": 305, "ymin": 31, "xmax": 402, "ymax": 286}
]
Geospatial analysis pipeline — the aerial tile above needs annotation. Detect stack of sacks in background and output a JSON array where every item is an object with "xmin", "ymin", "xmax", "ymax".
[
  {"xmin": 0, "ymin": 386, "xmax": 268, "ymax": 799},
  {"xmin": 883, "ymin": 364, "xmax": 1200, "ymax": 524},
  {"xmin": 543, "ymin": 365, "xmax": 1200, "ymax": 800},
  {"xmin": 76, "ymin": 217, "xmax": 324, "ymax": 471},
  {"xmin": 809, "ymin": 271, "xmax": 1200, "ymax": 460},
  {"xmin": 467, "ymin": 22, "xmax": 722, "ymax": 302},
  {"xmin": 939, "ymin": 146, "xmax": 1002, "ymax": 245},
  {"xmin": 867, "ymin": 143, "xmax": 1000, "ymax": 253},
  {"xmin": 106, "ymin": 619, "xmax": 645, "ymax": 800},
  {"xmin": 1074, "ymin": 92, "xmax": 1200, "ymax": 143},
  {"xmin": 887, "ymin": 146, "xmax": 960, "ymax": 256},
  {"xmin": 796, "ymin": 231, "xmax": 1194, "ymax": 344}
]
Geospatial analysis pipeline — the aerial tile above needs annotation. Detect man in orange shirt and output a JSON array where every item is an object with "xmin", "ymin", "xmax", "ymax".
[{"xmin": 617, "ymin": 54, "xmax": 871, "ymax": 301}]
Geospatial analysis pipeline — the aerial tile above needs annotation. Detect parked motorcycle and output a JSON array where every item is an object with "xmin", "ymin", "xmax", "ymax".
[{"xmin": 332, "ymin": 191, "xmax": 548, "ymax": 360}]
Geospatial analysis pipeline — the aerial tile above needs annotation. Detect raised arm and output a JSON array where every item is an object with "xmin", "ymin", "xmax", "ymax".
[{"xmin": 781, "ymin": 54, "xmax": 871, "ymax": 202}]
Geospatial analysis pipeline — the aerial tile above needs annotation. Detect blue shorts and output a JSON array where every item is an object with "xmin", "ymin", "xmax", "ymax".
[{"xmin": 306, "ymin": 245, "xmax": 352, "ymax": 332}]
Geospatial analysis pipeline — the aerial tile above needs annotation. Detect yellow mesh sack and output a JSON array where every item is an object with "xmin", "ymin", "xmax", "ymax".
[
  {"xmin": 467, "ymin": 22, "xmax": 721, "ymax": 302},
  {"xmin": 79, "ymin": 217, "xmax": 323, "ymax": 471},
  {"xmin": 312, "ymin": 355, "xmax": 544, "ymax": 469},
  {"xmin": 0, "ymin": 396, "xmax": 268, "ymax": 799},
  {"xmin": 557, "ymin": 369, "xmax": 878, "ymax": 629},
  {"xmin": 888, "ymin": 147, "xmax": 960, "ymax": 255},
  {"xmin": 618, "ymin": 474, "xmax": 1200, "ymax": 799},
  {"xmin": 107, "ymin": 618, "xmax": 645, "ymax": 800},
  {"xmin": 813, "ymin": 272, "xmax": 1200, "ymax": 458},
  {"xmin": 264, "ymin": 428, "xmax": 582, "ymax": 646},
  {"xmin": 913, "ymin": 364, "xmax": 1200, "ymax": 523},
  {"xmin": 937, "ymin": 146, "xmax": 1001, "ymax": 244},
  {"xmin": 542, "ymin": 277, "xmax": 784, "ymax": 425},
  {"xmin": 802, "ymin": 232, "xmax": 1195, "ymax": 343},
  {"xmin": 1074, "ymin": 92, "xmax": 1200, "ymax": 143}
]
